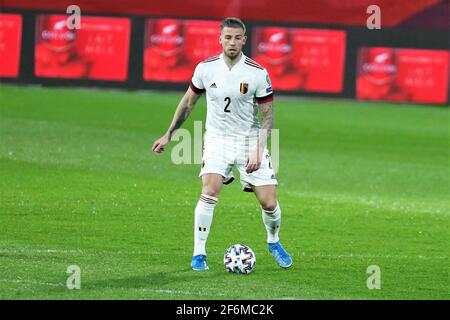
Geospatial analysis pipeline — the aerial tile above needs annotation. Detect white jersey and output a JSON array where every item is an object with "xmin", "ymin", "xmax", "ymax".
[{"xmin": 190, "ymin": 53, "xmax": 273, "ymax": 137}]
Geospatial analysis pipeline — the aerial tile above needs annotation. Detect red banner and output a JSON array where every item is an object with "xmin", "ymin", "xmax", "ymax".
[
  {"xmin": 144, "ymin": 19, "xmax": 221, "ymax": 82},
  {"xmin": 252, "ymin": 27, "xmax": 346, "ymax": 92},
  {"xmin": 357, "ymin": 47, "xmax": 449, "ymax": 104},
  {"xmin": 1, "ymin": 0, "xmax": 440, "ymax": 28},
  {"xmin": 0, "ymin": 14, "xmax": 22, "ymax": 78},
  {"xmin": 35, "ymin": 14, "xmax": 131, "ymax": 81}
]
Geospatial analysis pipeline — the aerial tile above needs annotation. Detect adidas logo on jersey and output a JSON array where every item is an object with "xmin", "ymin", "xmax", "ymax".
[{"xmin": 210, "ymin": 83, "xmax": 217, "ymax": 88}]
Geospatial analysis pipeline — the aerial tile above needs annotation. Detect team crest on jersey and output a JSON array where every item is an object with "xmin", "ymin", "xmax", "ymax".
[{"xmin": 240, "ymin": 82, "xmax": 249, "ymax": 94}]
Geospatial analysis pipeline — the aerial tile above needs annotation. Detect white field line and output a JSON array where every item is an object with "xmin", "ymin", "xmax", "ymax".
[
  {"xmin": 0, "ymin": 281, "xmax": 310, "ymax": 299},
  {"xmin": 294, "ymin": 252, "xmax": 448, "ymax": 260},
  {"xmin": 0, "ymin": 247, "xmax": 446, "ymax": 261},
  {"xmin": 134, "ymin": 288, "xmax": 227, "ymax": 297},
  {"xmin": 133, "ymin": 288, "xmax": 357, "ymax": 300},
  {"xmin": 0, "ymin": 248, "xmax": 81, "ymax": 254},
  {"xmin": 0, "ymin": 279, "xmax": 223, "ymax": 296},
  {"xmin": 0, "ymin": 278, "xmax": 65, "ymax": 287},
  {"xmin": 2, "ymin": 277, "xmax": 444, "ymax": 300},
  {"xmin": 285, "ymin": 191, "xmax": 450, "ymax": 216}
]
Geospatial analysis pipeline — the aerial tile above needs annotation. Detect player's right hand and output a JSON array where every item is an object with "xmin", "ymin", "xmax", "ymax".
[{"xmin": 152, "ymin": 134, "xmax": 170, "ymax": 155}]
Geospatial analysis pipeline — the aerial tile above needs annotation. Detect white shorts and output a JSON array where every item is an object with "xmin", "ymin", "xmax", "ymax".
[{"xmin": 199, "ymin": 132, "xmax": 277, "ymax": 192}]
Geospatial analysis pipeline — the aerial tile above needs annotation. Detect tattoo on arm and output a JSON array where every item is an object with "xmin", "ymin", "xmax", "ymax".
[
  {"xmin": 256, "ymin": 101, "xmax": 274, "ymax": 150},
  {"xmin": 169, "ymin": 107, "xmax": 191, "ymax": 136},
  {"xmin": 167, "ymin": 91, "xmax": 199, "ymax": 138},
  {"xmin": 260, "ymin": 101, "xmax": 274, "ymax": 136}
]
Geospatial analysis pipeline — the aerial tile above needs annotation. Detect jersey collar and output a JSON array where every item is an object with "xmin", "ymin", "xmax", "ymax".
[{"xmin": 220, "ymin": 52, "xmax": 246, "ymax": 70}]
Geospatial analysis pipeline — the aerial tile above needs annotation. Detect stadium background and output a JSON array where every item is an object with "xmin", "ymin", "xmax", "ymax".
[
  {"xmin": 1, "ymin": 0, "xmax": 449, "ymax": 104},
  {"xmin": 0, "ymin": 0, "xmax": 449, "ymax": 300}
]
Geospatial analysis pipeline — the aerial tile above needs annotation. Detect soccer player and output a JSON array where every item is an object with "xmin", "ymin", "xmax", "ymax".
[{"xmin": 152, "ymin": 17, "xmax": 293, "ymax": 271}]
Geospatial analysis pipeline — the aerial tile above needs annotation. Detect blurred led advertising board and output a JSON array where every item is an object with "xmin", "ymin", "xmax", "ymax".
[
  {"xmin": 0, "ymin": 14, "xmax": 22, "ymax": 78},
  {"xmin": 252, "ymin": 27, "xmax": 346, "ymax": 93},
  {"xmin": 35, "ymin": 14, "xmax": 131, "ymax": 81},
  {"xmin": 357, "ymin": 47, "xmax": 449, "ymax": 104},
  {"xmin": 144, "ymin": 18, "xmax": 221, "ymax": 82}
]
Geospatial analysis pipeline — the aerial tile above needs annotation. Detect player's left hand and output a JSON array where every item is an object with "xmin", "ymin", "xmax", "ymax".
[{"xmin": 245, "ymin": 147, "xmax": 263, "ymax": 173}]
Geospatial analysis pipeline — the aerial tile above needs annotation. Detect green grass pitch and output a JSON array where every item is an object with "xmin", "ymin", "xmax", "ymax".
[{"xmin": 0, "ymin": 85, "xmax": 448, "ymax": 299}]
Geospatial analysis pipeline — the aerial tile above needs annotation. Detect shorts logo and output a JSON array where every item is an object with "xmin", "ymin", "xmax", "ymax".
[
  {"xmin": 240, "ymin": 82, "xmax": 249, "ymax": 94},
  {"xmin": 202, "ymin": 160, "xmax": 205, "ymax": 168}
]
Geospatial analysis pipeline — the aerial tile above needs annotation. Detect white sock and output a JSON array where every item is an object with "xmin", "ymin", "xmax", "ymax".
[
  {"xmin": 262, "ymin": 201, "xmax": 281, "ymax": 243},
  {"xmin": 193, "ymin": 194, "xmax": 218, "ymax": 256}
]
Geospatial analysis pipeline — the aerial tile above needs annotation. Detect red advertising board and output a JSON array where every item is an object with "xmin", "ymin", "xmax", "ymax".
[
  {"xmin": 357, "ymin": 47, "xmax": 449, "ymax": 104},
  {"xmin": 252, "ymin": 27, "xmax": 346, "ymax": 92},
  {"xmin": 0, "ymin": 14, "xmax": 22, "ymax": 78},
  {"xmin": 1, "ymin": 0, "xmax": 440, "ymax": 28},
  {"xmin": 144, "ymin": 19, "xmax": 221, "ymax": 82},
  {"xmin": 35, "ymin": 14, "xmax": 131, "ymax": 81}
]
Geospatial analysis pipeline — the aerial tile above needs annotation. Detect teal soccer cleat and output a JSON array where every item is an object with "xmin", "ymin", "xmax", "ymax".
[
  {"xmin": 268, "ymin": 242, "xmax": 293, "ymax": 269},
  {"xmin": 191, "ymin": 254, "xmax": 209, "ymax": 271}
]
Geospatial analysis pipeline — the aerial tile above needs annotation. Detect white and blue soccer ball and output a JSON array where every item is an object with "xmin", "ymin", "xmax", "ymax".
[{"xmin": 224, "ymin": 244, "xmax": 256, "ymax": 274}]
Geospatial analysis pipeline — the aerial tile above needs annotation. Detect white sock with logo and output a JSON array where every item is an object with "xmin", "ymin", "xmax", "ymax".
[
  {"xmin": 193, "ymin": 194, "xmax": 218, "ymax": 256},
  {"xmin": 262, "ymin": 202, "xmax": 281, "ymax": 244}
]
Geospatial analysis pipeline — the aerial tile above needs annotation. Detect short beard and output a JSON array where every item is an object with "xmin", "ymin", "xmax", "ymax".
[{"xmin": 224, "ymin": 50, "xmax": 241, "ymax": 60}]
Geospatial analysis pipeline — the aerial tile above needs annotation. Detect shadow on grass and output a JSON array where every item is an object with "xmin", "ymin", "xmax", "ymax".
[{"xmin": 85, "ymin": 267, "xmax": 225, "ymax": 290}]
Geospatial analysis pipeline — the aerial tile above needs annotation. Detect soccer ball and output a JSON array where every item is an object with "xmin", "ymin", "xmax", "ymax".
[{"xmin": 223, "ymin": 244, "xmax": 256, "ymax": 274}]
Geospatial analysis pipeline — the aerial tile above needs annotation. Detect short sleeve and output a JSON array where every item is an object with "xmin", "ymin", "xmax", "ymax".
[
  {"xmin": 190, "ymin": 63, "xmax": 205, "ymax": 94},
  {"xmin": 255, "ymin": 69, "xmax": 274, "ymax": 104}
]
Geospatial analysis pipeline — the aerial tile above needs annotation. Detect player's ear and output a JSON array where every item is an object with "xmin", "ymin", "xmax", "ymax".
[{"xmin": 242, "ymin": 35, "xmax": 247, "ymax": 46}]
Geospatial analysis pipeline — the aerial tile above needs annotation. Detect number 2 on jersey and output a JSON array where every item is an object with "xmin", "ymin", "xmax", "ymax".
[{"xmin": 224, "ymin": 97, "xmax": 231, "ymax": 113}]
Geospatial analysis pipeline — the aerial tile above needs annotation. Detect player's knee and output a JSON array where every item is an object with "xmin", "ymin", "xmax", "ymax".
[
  {"xmin": 260, "ymin": 200, "xmax": 277, "ymax": 212},
  {"xmin": 201, "ymin": 174, "xmax": 222, "ymax": 198},
  {"xmin": 201, "ymin": 188, "xmax": 220, "ymax": 199}
]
